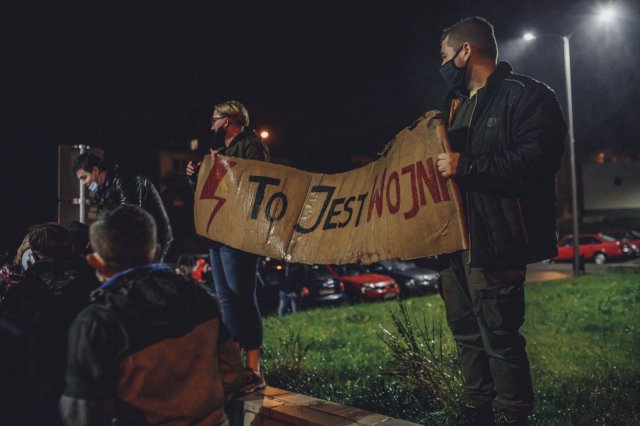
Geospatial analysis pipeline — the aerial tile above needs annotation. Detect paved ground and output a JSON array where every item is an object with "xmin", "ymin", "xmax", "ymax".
[{"xmin": 527, "ymin": 257, "xmax": 640, "ymax": 282}]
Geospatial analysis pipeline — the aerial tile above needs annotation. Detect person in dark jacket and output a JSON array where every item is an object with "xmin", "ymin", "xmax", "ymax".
[
  {"xmin": 186, "ymin": 100, "xmax": 269, "ymax": 393},
  {"xmin": 60, "ymin": 205, "xmax": 243, "ymax": 426},
  {"xmin": 0, "ymin": 304, "xmax": 40, "ymax": 426},
  {"xmin": 2, "ymin": 223, "xmax": 99, "ymax": 424},
  {"xmin": 435, "ymin": 17, "xmax": 566, "ymax": 425},
  {"xmin": 73, "ymin": 153, "xmax": 173, "ymax": 261}
]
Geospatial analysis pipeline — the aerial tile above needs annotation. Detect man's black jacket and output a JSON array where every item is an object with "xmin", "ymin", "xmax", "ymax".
[
  {"xmin": 96, "ymin": 165, "xmax": 173, "ymax": 258},
  {"xmin": 446, "ymin": 62, "xmax": 567, "ymax": 268}
]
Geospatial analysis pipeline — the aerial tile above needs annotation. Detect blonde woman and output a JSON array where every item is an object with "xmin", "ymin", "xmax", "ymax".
[{"xmin": 187, "ymin": 100, "xmax": 269, "ymax": 393}]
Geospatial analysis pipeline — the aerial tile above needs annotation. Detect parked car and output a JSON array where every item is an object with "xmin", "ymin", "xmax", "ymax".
[
  {"xmin": 257, "ymin": 261, "xmax": 348, "ymax": 313},
  {"xmin": 369, "ymin": 260, "xmax": 440, "ymax": 296},
  {"xmin": 602, "ymin": 229, "xmax": 640, "ymax": 256},
  {"xmin": 326, "ymin": 264, "xmax": 399, "ymax": 303},
  {"xmin": 554, "ymin": 234, "xmax": 636, "ymax": 264},
  {"xmin": 174, "ymin": 253, "xmax": 209, "ymax": 274},
  {"xmin": 299, "ymin": 265, "xmax": 347, "ymax": 308}
]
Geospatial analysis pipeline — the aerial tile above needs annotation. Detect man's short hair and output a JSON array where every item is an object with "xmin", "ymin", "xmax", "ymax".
[
  {"xmin": 72, "ymin": 153, "xmax": 104, "ymax": 174},
  {"xmin": 27, "ymin": 224, "xmax": 74, "ymax": 259},
  {"xmin": 89, "ymin": 205, "xmax": 157, "ymax": 271},
  {"xmin": 442, "ymin": 16, "xmax": 498, "ymax": 62},
  {"xmin": 214, "ymin": 100, "xmax": 250, "ymax": 128}
]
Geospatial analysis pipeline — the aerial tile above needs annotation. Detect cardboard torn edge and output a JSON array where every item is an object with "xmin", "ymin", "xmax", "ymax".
[{"xmin": 435, "ymin": 118, "xmax": 469, "ymax": 250}]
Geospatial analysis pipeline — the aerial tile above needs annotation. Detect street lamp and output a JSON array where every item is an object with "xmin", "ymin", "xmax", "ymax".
[
  {"xmin": 596, "ymin": 5, "xmax": 617, "ymax": 23},
  {"xmin": 259, "ymin": 130, "xmax": 270, "ymax": 141},
  {"xmin": 562, "ymin": 33, "xmax": 581, "ymax": 276},
  {"xmin": 522, "ymin": 5, "xmax": 618, "ymax": 276}
]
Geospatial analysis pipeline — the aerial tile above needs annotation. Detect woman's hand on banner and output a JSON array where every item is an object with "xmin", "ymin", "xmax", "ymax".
[{"xmin": 186, "ymin": 161, "xmax": 201, "ymax": 177}]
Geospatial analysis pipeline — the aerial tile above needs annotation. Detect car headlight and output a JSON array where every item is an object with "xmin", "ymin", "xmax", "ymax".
[{"xmin": 362, "ymin": 283, "xmax": 376, "ymax": 290}]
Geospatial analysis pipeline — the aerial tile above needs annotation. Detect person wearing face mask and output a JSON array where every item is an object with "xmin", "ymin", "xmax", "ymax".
[
  {"xmin": 72, "ymin": 153, "xmax": 173, "ymax": 261},
  {"xmin": 2, "ymin": 224, "xmax": 99, "ymax": 424},
  {"xmin": 434, "ymin": 17, "xmax": 566, "ymax": 425},
  {"xmin": 186, "ymin": 100, "xmax": 269, "ymax": 394}
]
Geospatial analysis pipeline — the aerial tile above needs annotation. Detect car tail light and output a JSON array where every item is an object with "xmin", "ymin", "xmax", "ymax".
[
  {"xmin": 339, "ymin": 281, "xmax": 344, "ymax": 290},
  {"xmin": 302, "ymin": 287, "xmax": 309, "ymax": 296}
]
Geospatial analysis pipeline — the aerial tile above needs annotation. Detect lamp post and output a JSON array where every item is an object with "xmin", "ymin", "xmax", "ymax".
[
  {"xmin": 562, "ymin": 35, "xmax": 581, "ymax": 276},
  {"xmin": 77, "ymin": 144, "xmax": 88, "ymax": 224},
  {"xmin": 522, "ymin": 5, "xmax": 618, "ymax": 275}
]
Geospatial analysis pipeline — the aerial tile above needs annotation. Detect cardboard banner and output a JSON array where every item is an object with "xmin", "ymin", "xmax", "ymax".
[{"xmin": 194, "ymin": 110, "xmax": 467, "ymax": 265}]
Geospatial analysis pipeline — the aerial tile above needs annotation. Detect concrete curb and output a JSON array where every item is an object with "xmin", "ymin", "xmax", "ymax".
[
  {"xmin": 607, "ymin": 264, "xmax": 640, "ymax": 274},
  {"xmin": 229, "ymin": 386, "xmax": 420, "ymax": 426}
]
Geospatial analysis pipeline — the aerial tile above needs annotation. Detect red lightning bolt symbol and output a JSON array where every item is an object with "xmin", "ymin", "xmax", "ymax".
[{"xmin": 199, "ymin": 157, "xmax": 237, "ymax": 233}]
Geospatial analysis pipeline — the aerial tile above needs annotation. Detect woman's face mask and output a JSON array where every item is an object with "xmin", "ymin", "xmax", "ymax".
[
  {"xmin": 213, "ymin": 126, "xmax": 227, "ymax": 147},
  {"xmin": 76, "ymin": 168, "xmax": 100, "ymax": 192},
  {"xmin": 21, "ymin": 248, "xmax": 35, "ymax": 271}
]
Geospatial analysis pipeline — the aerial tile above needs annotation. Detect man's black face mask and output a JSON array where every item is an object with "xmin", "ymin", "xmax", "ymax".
[{"xmin": 439, "ymin": 45, "xmax": 467, "ymax": 91}]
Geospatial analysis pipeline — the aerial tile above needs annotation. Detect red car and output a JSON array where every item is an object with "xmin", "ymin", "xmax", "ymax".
[
  {"xmin": 326, "ymin": 264, "xmax": 400, "ymax": 303},
  {"xmin": 555, "ymin": 233, "xmax": 636, "ymax": 264},
  {"xmin": 602, "ymin": 229, "xmax": 640, "ymax": 255}
]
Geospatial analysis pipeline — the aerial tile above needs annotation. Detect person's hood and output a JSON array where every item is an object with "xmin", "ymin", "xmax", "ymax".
[
  {"xmin": 92, "ymin": 264, "xmax": 213, "ymax": 329},
  {"xmin": 26, "ymin": 255, "xmax": 97, "ymax": 295}
]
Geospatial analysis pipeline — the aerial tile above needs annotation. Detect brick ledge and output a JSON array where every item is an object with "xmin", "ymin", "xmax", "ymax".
[{"xmin": 229, "ymin": 386, "xmax": 420, "ymax": 426}]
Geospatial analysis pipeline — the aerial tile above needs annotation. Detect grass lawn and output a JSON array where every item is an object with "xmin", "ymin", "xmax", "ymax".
[{"xmin": 261, "ymin": 273, "xmax": 640, "ymax": 425}]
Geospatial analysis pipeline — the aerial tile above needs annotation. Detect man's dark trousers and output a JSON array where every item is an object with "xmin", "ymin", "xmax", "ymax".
[{"xmin": 440, "ymin": 251, "xmax": 534, "ymax": 414}]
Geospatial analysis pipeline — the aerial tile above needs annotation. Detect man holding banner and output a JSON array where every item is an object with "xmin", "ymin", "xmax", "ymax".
[{"xmin": 436, "ymin": 17, "xmax": 566, "ymax": 424}]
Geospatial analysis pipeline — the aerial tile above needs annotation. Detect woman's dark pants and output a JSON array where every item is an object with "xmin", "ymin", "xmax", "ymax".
[{"xmin": 209, "ymin": 245, "xmax": 262, "ymax": 350}]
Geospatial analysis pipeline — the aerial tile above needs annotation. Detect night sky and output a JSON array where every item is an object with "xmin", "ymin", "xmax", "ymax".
[{"xmin": 3, "ymin": 0, "xmax": 639, "ymax": 254}]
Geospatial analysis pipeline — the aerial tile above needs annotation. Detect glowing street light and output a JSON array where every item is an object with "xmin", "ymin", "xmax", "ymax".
[
  {"xmin": 259, "ymin": 130, "xmax": 270, "ymax": 140},
  {"xmin": 523, "ymin": 32, "xmax": 536, "ymax": 41},
  {"xmin": 596, "ymin": 5, "xmax": 617, "ymax": 23}
]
